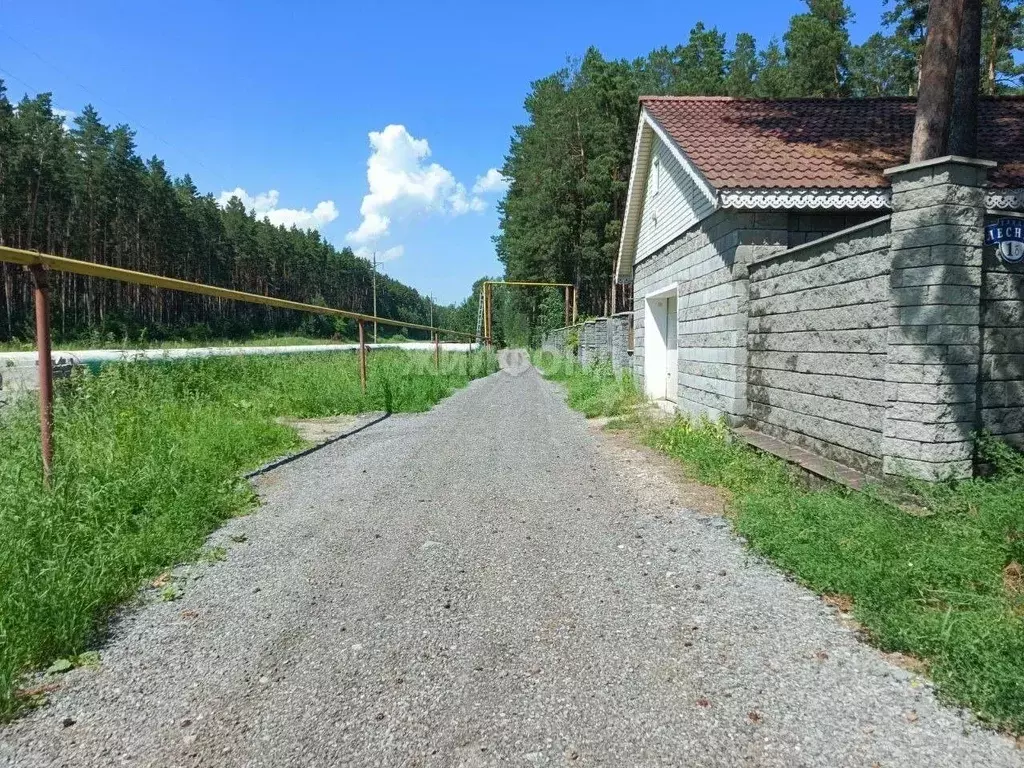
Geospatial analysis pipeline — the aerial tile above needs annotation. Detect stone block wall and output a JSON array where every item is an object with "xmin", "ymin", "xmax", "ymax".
[
  {"xmin": 592, "ymin": 318, "xmax": 609, "ymax": 364},
  {"xmin": 621, "ymin": 156, "xmax": 1024, "ymax": 480},
  {"xmin": 541, "ymin": 325, "xmax": 576, "ymax": 358},
  {"xmin": 747, "ymin": 217, "xmax": 892, "ymax": 474},
  {"xmin": 541, "ymin": 316, "xmax": 632, "ymax": 376},
  {"xmin": 981, "ymin": 217, "xmax": 1024, "ymax": 448},
  {"xmin": 632, "ymin": 209, "xmax": 787, "ymax": 423},
  {"xmin": 880, "ymin": 157, "xmax": 992, "ymax": 479},
  {"xmin": 579, "ymin": 321, "xmax": 596, "ymax": 367},
  {"xmin": 610, "ymin": 313, "xmax": 632, "ymax": 375},
  {"xmin": 741, "ymin": 158, "xmax": 1019, "ymax": 480}
]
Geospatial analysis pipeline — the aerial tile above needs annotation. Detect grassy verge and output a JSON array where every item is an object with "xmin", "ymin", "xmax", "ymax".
[
  {"xmin": 624, "ymin": 414, "xmax": 1024, "ymax": 733},
  {"xmin": 531, "ymin": 350, "xmax": 643, "ymax": 418},
  {"xmin": 536, "ymin": 357, "xmax": 1024, "ymax": 732},
  {"xmin": 0, "ymin": 348, "xmax": 496, "ymax": 716}
]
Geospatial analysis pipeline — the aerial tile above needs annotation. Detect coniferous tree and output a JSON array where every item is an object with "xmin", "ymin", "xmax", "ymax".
[
  {"xmin": 848, "ymin": 32, "xmax": 918, "ymax": 94},
  {"xmin": 0, "ymin": 82, "xmax": 466, "ymax": 343},
  {"xmin": 726, "ymin": 33, "xmax": 761, "ymax": 96},
  {"xmin": 494, "ymin": 3, "xmax": 1024, "ymax": 337},
  {"xmin": 784, "ymin": 0, "xmax": 854, "ymax": 96},
  {"xmin": 679, "ymin": 23, "xmax": 728, "ymax": 95},
  {"xmin": 884, "ymin": 0, "xmax": 932, "ymax": 55},
  {"xmin": 755, "ymin": 39, "xmax": 793, "ymax": 97},
  {"xmin": 884, "ymin": 0, "xmax": 1024, "ymax": 92},
  {"xmin": 981, "ymin": 0, "xmax": 1024, "ymax": 91}
]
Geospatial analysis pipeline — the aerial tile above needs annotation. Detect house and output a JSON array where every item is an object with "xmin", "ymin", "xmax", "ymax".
[{"xmin": 613, "ymin": 96, "xmax": 1024, "ymax": 480}]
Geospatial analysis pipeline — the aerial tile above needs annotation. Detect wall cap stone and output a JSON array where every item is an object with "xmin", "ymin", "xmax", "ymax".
[
  {"xmin": 750, "ymin": 215, "xmax": 891, "ymax": 268},
  {"xmin": 883, "ymin": 155, "xmax": 997, "ymax": 177}
]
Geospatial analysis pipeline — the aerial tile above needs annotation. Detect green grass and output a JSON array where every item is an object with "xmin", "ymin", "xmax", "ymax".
[
  {"xmin": 531, "ymin": 350, "xmax": 642, "ymax": 418},
  {"xmin": 0, "ymin": 348, "xmax": 496, "ymax": 716},
  {"xmin": 539, "ymin": 354, "xmax": 1024, "ymax": 732},
  {"xmin": 631, "ymin": 414, "xmax": 1024, "ymax": 734}
]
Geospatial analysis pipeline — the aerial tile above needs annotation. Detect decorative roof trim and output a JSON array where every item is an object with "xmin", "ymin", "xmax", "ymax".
[
  {"xmin": 719, "ymin": 188, "xmax": 891, "ymax": 210},
  {"xmin": 718, "ymin": 187, "xmax": 1024, "ymax": 211},
  {"xmin": 986, "ymin": 188, "xmax": 1024, "ymax": 210}
]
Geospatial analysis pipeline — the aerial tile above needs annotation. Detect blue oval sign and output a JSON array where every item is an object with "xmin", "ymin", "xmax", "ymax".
[{"xmin": 985, "ymin": 218, "xmax": 1024, "ymax": 263}]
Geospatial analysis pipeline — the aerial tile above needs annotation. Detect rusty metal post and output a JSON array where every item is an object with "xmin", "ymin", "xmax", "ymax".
[
  {"xmin": 484, "ymin": 283, "xmax": 490, "ymax": 345},
  {"xmin": 433, "ymin": 331, "xmax": 440, "ymax": 370},
  {"xmin": 30, "ymin": 265, "xmax": 54, "ymax": 485},
  {"xmin": 488, "ymin": 284, "xmax": 493, "ymax": 345},
  {"xmin": 358, "ymin": 319, "xmax": 367, "ymax": 393},
  {"xmin": 572, "ymin": 286, "xmax": 578, "ymax": 324}
]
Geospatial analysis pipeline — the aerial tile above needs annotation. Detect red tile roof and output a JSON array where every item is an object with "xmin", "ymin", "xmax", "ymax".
[{"xmin": 641, "ymin": 96, "xmax": 1024, "ymax": 189}]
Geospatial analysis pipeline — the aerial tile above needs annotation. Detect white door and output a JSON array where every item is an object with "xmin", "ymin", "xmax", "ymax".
[
  {"xmin": 665, "ymin": 296, "xmax": 678, "ymax": 403},
  {"xmin": 643, "ymin": 287, "xmax": 678, "ymax": 402}
]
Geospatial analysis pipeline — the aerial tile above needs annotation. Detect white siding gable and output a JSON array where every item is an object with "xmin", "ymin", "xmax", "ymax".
[{"xmin": 635, "ymin": 134, "xmax": 715, "ymax": 262}]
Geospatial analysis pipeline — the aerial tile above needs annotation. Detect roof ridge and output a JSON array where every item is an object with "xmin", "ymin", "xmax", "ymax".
[
  {"xmin": 639, "ymin": 94, "xmax": 1024, "ymax": 103},
  {"xmin": 639, "ymin": 95, "xmax": 916, "ymax": 103}
]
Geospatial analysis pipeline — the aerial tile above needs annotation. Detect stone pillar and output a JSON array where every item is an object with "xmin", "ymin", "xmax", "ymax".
[
  {"xmin": 610, "ymin": 313, "xmax": 631, "ymax": 376},
  {"xmin": 579, "ymin": 322, "xmax": 592, "ymax": 367},
  {"xmin": 593, "ymin": 318, "xmax": 609, "ymax": 364},
  {"xmin": 881, "ymin": 156, "xmax": 994, "ymax": 480}
]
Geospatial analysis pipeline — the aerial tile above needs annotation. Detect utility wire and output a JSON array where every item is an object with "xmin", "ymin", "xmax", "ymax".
[
  {"xmin": 0, "ymin": 64, "xmax": 38, "ymax": 98},
  {"xmin": 0, "ymin": 26, "xmax": 234, "ymax": 191}
]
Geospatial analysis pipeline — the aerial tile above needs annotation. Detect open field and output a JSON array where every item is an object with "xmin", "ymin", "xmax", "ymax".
[
  {"xmin": 534, "ymin": 354, "xmax": 1024, "ymax": 734},
  {"xmin": 0, "ymin": 348, "xmax": 497, "ymax": 716}
]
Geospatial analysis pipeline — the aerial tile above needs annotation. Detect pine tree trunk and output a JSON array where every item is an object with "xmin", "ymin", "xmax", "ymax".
[
  {"xmin": 26, "ymin": 166, "xmax": 42, "ymax": 250},
  {"xmin": 987, "ymin": 30, "xmax": 998, "ymax": 95},
  {"xmin": 2, "ymin": 263, "xmax": 11, "ymax": 339},
  {"xmin": 911, "ymin": 0, "xmax": 967, "ymax": 161},
  {"xmin": 950, "ymin": 0, "xmax": 982, "ymax": 156}
]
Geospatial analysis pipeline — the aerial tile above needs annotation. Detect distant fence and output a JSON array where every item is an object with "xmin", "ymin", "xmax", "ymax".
[
  {"xmin": 541, "ymin": 325, "xmax": 577, "ymax": 357},
  {"xmin": 542, "ymin": 312, "xmax": 632, "ymax": 375}
]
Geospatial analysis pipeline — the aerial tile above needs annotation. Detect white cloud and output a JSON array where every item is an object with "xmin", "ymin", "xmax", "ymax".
[
  {"xmin": 217, "ymin": 187, "xmax": 338, "ymax": 231},
  {"xmin": 53, "ymin": 108, "xmax": 76, "ymax": 133},
  {"xmin": 346, "ymin": 124, "xmax": 494, "ymax": 246},
  {"xmin": 355, "ymin": 245, "xmax": 404, "ymax": 264},
  {"xmin": 472, "ymin": 168, "xmax": 509, "ymax": 195}
]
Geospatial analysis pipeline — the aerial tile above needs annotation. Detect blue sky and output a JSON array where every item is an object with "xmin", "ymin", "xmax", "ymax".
[{"xmin": 1, "ymin": 0, "xmax": 887, "ymax": 305}]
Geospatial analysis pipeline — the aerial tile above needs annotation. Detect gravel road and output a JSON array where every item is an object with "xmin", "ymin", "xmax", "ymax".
[{"xmin": 2, "ymin": 350, "xmax": 1020, "ymax": 767}]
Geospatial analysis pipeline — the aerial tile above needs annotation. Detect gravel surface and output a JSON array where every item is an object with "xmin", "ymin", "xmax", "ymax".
[{"xmin": 2, "ymin": 349, "xmax": 1021, "ymax": 767}]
